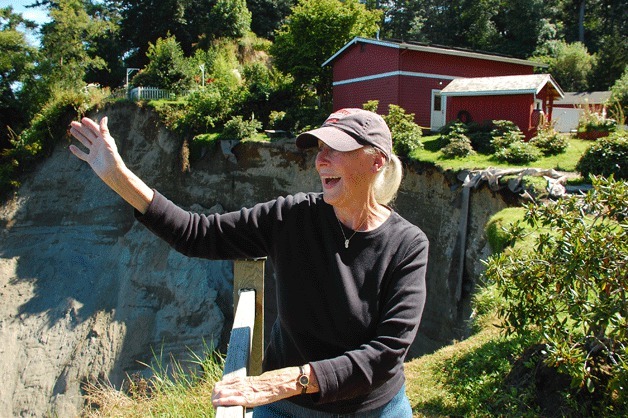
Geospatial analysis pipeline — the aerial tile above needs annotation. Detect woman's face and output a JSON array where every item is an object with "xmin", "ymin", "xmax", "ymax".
[{"xmin": 315, "ymin": 140, "xmax": 379, "ymax": 209}]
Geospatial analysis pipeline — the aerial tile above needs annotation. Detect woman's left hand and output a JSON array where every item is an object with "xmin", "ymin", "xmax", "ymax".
[{"xmin": 212, "ymin": 365, "xmax": 318, "ymax": 408}]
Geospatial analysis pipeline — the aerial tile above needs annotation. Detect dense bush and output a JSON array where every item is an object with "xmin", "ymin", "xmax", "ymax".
[
  {"xmin": 439, "ymin": 121, "xmax": 475, "ymax": 158},
  {"xmin": 490, "ymin": 120, "xmax": 520, "ymax": 139},
  {"xmin": 220, "ymin": 115, "xmax": 262, "ymax": 140},
  {"xmin": 1, "ymin": 87, "xmax": 105, "ymax": 195},
  {"xmin": 484, "ymin": 176, "xmax": 627, "ymax": 416},
  {"xmin": 466, "ymin": 121, "xmax": 495, "ymax": 154},
  {"xmin": 494, "ymin": 140, "xmax": 542, "ymax": 164},
  {"xmin": 576, "ymin": 131, "xmax": 628, "ymax": 180},
  {"xmin": 361, "ymin": 101, "xmax": 423, "ymax": 156},
  {"xmin": 492, "ymin": 129, "xmax": 541, "ymax": 163},
  {"xmin": 529, "ymin": 126, "xmax": 568, "ymax": 155},
  {"xmin": 268, "ymin": 111, "xmax": 289, "ymax": 131}
]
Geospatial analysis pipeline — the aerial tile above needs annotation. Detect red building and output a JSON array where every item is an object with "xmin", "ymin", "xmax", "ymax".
[
  {"xmin": 441, "ymin": 74, "xmax": 564, "ymax": 139},
  {"xmin": 324, "ymin": 37, "xmax": 564, "ymax": 138}
]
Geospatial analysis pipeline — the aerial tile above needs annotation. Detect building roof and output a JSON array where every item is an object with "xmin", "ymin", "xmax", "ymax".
[
  {"xmin": 440, "ymin": 74, "xmax": 564, "ymax": 98},
  {"xmin": 555, "ymin": 91, "xmax": 611, "ymax": 105},
  {"xmin": 322, "ymin": 37, "xmax": 548, "ymax": 68}
]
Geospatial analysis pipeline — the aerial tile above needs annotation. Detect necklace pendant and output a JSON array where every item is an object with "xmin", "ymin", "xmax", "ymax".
[{"xmin": 344, "ymin": 239, "xmax": 349, "ymax": 248}]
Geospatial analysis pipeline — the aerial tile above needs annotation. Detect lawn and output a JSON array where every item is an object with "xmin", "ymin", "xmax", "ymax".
[{"xmin": 411, "ymin": 134, "xmax": 592, "ymax": 173}]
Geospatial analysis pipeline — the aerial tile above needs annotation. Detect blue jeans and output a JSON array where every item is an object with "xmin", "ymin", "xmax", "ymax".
[{"xmin": 252, "ymin": 384, "xmax": 412, "ymax": 418}]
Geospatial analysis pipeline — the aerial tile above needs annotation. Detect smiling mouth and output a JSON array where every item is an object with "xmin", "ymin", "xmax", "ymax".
[{"xmin": 323, "ymin": 176, "xmax": 341, "ymax": 187}]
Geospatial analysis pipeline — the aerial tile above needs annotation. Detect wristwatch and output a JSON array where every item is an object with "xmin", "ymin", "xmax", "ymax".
[{"xmin": 297, "ymin": 365, "xmax": 309, "ymax": 394}]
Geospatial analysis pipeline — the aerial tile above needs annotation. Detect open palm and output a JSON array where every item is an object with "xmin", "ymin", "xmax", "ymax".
[{"xmin": 69, "ymin": 117, "xmax": 123, "ymax": 182}]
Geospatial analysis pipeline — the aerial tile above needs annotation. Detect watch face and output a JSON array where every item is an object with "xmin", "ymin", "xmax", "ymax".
[{"xmin": 299, "ymin": 375, "xmax": 309, "ymax": 386}]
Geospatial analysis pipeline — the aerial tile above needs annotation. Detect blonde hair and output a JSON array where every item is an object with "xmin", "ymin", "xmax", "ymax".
[{"xmin": 365, "ymin": 147, "xmax": 403, "ymax": 205}]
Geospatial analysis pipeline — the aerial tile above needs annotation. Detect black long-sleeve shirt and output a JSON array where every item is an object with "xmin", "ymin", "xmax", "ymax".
[{"xmin": 136, "ymin": 191, "xmax": 428, "ymax": 414}]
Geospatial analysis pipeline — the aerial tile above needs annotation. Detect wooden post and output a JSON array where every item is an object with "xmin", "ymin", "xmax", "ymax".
[
  {"xmin": 216, "ymin": 289, "xmax": 256, "ymax": 418},
  {"xmin": 233, "ymin": 258, "xmax": 265, "ymax": 376}
]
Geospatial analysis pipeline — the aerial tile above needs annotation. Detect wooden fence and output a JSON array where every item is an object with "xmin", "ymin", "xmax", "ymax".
[{"xmin": 216, "ymin": 258, "xmax": 265, "ymax": 418}]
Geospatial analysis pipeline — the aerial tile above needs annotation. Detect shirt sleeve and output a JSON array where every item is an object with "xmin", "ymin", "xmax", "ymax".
[
  {"xmin": 135, "ymin": 190, "xmax": 277, "ymax": 260},
  {"xmin": 309, "ymin": 236, "xmax": 429, "ymax": 404}
]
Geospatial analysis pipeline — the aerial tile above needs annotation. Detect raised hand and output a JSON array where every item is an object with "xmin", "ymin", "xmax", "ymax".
[
  {"xmin": 69, "ymin": 116, "xmax": 123, "ymax": 183},
  {"xmin": 68, "ymin": 116, "xmax": 154, "ymax": 213}
]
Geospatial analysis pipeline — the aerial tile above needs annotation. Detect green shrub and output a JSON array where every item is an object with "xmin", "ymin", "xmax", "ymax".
[
  {"xmin": 494, "ymin": 140, "xmax": 542, "ymax": 164},
  {"xmin": 490, "ymin": 120, "xmax": 520, "ymax": 138},
  {"xmin": 529, "ymin": 126, "xmax": 569, "ymax": 155},
  {"xmin": 440, "ymin": 123, "xmax": 475, "ymax": 158},
  {"xmin": 384, "ymin": 104, "xmax": 423, "ymax": 156},
  {"xmin": 492, "ymin": 129, "xmax": 541, "ymax": 164},
  {"xmin": 1, "ymin": 87, "xmax": 101, "ymax": 195},
  {"xmin": 268, "ymin": 111, "xmax": 289, "ymax": 131},
  {"xmin": 361, "ymin": 101, "xmax": 423, "ymax": 156},
  {"xmin": 466, "ymin": 121, "xmax": 495, "ymax": 154},
  {"xmin": 483, "ymin": 176, "xmax": 628, "ymax": 415},
  {"xmin": 220, "ymin": 115, "xmax": 262, "ymax": 140},
  {"xmin": 484, "ymin": 207, "xmax": 526, "ymax": 253},
  {"xmin": 576, "ymin": 131, "xmax": 628, "ymax": 180},
  {"xmin": 362, "ymin": 100, "xmax": 379, "ymax": 113}
]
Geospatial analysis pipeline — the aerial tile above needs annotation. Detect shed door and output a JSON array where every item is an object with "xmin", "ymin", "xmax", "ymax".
[{"xmin": 430, "ymin": 90, "xmax": 446, "ymax": 131}]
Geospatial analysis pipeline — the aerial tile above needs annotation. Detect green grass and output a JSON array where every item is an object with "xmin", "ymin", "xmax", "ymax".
[
  {"xmin": 82, "ymin": 317, "xmax": 543, "ymax": 417},
  {"xmin": 407, "ymin": 322, "xmax": 541, "ymax": 417},
  {"xmin": 412, "ymin": 134, "xmax": 591, "ymax": 173},
  {"xmin": 82, "ymin": 349, "xmax": 224, "ymax": 417}
]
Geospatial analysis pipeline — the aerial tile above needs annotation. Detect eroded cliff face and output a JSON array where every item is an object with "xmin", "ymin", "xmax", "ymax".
[{"xmin": 0, "ymin": 103, "xmax": 513, "ymax": 416}]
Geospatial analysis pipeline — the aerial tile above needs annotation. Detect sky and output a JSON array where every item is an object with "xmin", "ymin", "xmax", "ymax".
[
  {"xmin": 1, "ymin": 0, "xmax": 50, "ymax": 45},
  {"xmin": 2, "ymin": 0, "xmax": 50, "ymax": 25}
]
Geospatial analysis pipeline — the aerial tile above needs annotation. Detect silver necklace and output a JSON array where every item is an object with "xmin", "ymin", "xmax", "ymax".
[{"xmin": 337, "ymin": 216, "xmax": 367, "ymax": 248}]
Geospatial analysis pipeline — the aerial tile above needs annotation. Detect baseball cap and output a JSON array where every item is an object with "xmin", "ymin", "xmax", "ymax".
[{"xmin": 296, "ymin": 108, "xmax": 392, "ymax": 160}]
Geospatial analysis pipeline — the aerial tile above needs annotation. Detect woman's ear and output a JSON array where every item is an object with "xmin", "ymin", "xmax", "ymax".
[{"xmin": 372, "ymin": 152, "xmax": 386, "ymax": 173}]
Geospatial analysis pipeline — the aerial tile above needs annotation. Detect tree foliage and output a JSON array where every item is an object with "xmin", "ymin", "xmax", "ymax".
[
  {"xmin": 270, "ymin": 0, "xmax": 381, "ymax": 99},
  {"xmin": 484, "ymin": 176, "xmax": 627, "ymax": 413},
  {"xmin": 131, "ymin": 35, "xmax": 194, "ymax": 91},
  {"xmin": 208, "ymin": 0, "xmax": 252, "ymax": 39},
  {"xmin": 0, "ymin": 7, "xmax": 38, "ymax": 147},
  {"xmin": 533, "ymin": 40, "xmax": 596, "ymax": 91}
]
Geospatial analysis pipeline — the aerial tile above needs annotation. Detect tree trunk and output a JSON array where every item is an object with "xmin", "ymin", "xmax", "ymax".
[{"xmin": 578, "ymin": 0, "xmax": 585, "ymax": 43}]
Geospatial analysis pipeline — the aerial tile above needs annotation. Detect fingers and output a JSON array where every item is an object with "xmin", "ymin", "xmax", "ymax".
[
  {"xmin": 100, "ymin": 116, "xmax": 110, "ymax": 136},
  {"xmin": 69, "ymin": 124, "xmax": 93, "ymax": 149},
  {"xmin": 68, "ymin": 144, "xmax": 89, "ymax": 162},
  {"xmin": 80, "ymin": 117, "xmax": 102, "ymax": 136},
  {"xmin": 69, "ymin": 116, "xmax": 109, "ymax": 151}
]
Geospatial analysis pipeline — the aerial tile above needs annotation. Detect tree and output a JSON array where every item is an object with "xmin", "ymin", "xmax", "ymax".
[
  {"xmin": 38, "ymin": 0, "xmax": 107, "ymax": 92},
  {"xmin": 83, "ymin": 0, "xmax": 125, "ymax": 88},
  {"xmin": 534, "ymin": 40, "xmax": 596, "ymax": 91},
  {"xmin": 545, "ymin": 0, "xmax": 626, "ymax": 91},
  {"xmin": 246, "ymin": 0, "xmax": 293, "ymax": 39},
  {"xmin": 0, "ymin": 7, "xmax": 38, "ymax": 149},
  {"xmin": 270, "ymin": 0, "xmax": 381, "ymax": 102},
  {"xmin": 119, "ymin": 0, "xmax": 210, "ymax": 67},
  {"xmin": 131, "ymin": 35, "xmax": 194, "ymax": 91},
  {"xmin": 208, "ymin": 0, "xmax": 252, "ymax": 39},
  {"xmin": 609, "ymin": 67, "xmax": 628, "ymax": 120}
]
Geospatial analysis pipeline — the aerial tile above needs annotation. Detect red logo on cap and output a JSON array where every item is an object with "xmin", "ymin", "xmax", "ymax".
[{"xmin": 325, "ymin": 108, "xmax": 355, "ymax": 125}]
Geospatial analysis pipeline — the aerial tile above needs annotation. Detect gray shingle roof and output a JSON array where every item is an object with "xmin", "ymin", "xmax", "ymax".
[{"xmin": 440, "ymin": 74, "xmax": 564, "ymax": 97}]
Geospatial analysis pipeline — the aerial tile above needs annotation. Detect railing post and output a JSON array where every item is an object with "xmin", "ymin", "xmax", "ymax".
[
  {"xmin": 233, "ymin": 258, "xmax": 265, "ymax": 376},
  {"xmin": 217, "ymin": 289, "xmax": 256, "ymax": 418}
]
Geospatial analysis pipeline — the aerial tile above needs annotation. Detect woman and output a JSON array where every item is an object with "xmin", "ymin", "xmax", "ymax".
[{"xmin": 69, "ymin": 108, "xmax": 428, "ymax": 417}]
